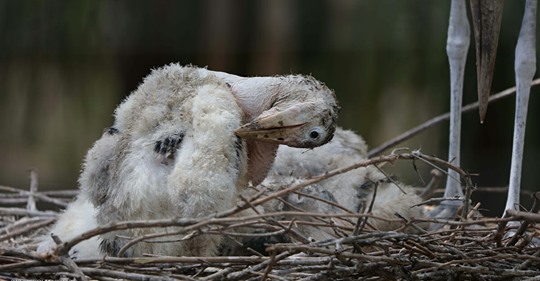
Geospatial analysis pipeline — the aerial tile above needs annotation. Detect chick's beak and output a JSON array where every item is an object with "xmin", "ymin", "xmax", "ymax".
[
  {"xmin": 236, "ymin": 100, "xmax": 337, "ymax": 148},
  {"xmin": 235, "ymin": 103, "xmax": 312, "ymax": 144}
]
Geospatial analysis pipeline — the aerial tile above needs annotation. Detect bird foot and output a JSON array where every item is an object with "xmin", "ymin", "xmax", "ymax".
[{"xmin": 154, "ymin": 133, "xmax": 184, "ymax": 159}]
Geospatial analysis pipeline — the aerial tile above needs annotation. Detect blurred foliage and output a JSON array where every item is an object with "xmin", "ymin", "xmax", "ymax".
[{"xmin": 0, "ymin": 0, "xmax": 538, "ymax": 215}]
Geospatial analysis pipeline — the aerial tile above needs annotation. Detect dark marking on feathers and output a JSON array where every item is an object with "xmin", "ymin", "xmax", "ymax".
[
  {"xmin": 154, "ymin": 133, "xmax": 185, "ymax": 159},
  {"xmin": 105, "ymin": 127, "xmax": 119, "ymax": 135},
  {"xmin": 100, "ymin": 236, "xmax": 130, "ymax": 257},
  {"xmin": 234, "ymin": 136, "xmax": 243, "ymax": 170}
]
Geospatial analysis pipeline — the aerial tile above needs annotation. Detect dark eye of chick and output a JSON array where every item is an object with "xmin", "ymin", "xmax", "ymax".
[{"xmin": 309, "ymin": 130, "xmax": 320, "ymax": 139}]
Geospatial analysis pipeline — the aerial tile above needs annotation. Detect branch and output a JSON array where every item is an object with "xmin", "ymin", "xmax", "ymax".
[{"xmin": 368, "ymin": 78, "xmax": 540, "ymax": 157}]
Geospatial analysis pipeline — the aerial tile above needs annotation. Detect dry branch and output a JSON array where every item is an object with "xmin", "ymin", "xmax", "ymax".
[
  {"xmin": 368, "ymin": 78, "xmax": 540, "ymax": 157},
  {"xmin": 1, "ymin": 151, "xmax": 539, "ymax": 280}
]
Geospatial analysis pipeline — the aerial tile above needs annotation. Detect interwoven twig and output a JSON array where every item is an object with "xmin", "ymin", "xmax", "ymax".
[{"xmin": 1, "ymin": 153, "xmax": 539, "ymax": 281}]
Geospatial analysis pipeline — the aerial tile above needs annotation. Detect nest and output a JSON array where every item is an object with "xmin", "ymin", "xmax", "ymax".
[{"xmin": 1, "ymin": 152, "xmax": 540, "ymax": 281}]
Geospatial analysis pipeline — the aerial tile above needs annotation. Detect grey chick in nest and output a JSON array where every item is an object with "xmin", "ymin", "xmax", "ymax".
[
  {"xmin": 222, "ymin": 128, "xmax": 426, "ymax": 254},
  {"xmin": 37, "ymin": 64, "xmax": 339, "ymax": 258},
  {"xmin": 265, "ymin": 128, "xmax": 426, "ymax": 236}
]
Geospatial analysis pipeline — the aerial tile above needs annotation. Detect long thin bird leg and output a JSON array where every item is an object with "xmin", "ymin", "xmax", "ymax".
[
  {"xmin": 504, "ymin": 0, "xmax": 537, "ymax": 217},
  {"xmin": 430, "ymin": 0, "xmax": 469, "ymax": 224}
]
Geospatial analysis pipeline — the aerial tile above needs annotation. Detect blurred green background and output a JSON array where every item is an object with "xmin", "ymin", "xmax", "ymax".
[{"xmin": 0, "ymin": 0, "xmax": 538, "ymax": 215}]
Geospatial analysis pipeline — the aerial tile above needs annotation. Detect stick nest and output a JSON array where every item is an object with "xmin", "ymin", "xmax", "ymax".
[{"xmin": 1, "ymin": 153, "xmax": 540, "ymax": 281}]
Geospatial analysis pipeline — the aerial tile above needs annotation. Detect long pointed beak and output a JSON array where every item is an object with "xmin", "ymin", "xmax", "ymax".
[
  {"xmin": 235, "ymin": 100, "xmax": 336, "ymax": 148},
  {"xmin": 235, "ymin": 122, "xmax": 307, "ymax": 141},
  {"xmin": 235, "ymin": 106, "xmax": 308, "ymax": 143},
  {"xmin": 470, "ymin": 0, "xmax": 504, "ymax": 123}
]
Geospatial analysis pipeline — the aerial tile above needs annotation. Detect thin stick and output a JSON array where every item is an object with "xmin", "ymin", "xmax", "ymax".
[
  {"xmin": 419, "ymin": 169, "xmax": 444, "ymax": 200},
  {"xmin": 368, "ymin": 78, "xmax": 540, "ymax": 157},
  {"xmin": 507, "ymin": 192, "xmax": 540, "ymax": 246},
  {"xmin": 353, "ymin": 178, "xmax": 378, "ymax": 236},
  {"xmin": 506, "ymin": 209, "xmax": 540, "ymax": 223},
  {"xmin": 0, "ymin": 218, "xmax": 55, "ymax": 242},
  {"xmin": 51, "ymin": 151, "xmax": 471, "ymax": 257},
  {"xmin": 0, "ymin": 185, "xmax": 71, "ymax": 208}
]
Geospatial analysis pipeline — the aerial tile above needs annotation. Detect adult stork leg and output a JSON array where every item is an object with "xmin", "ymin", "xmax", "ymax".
[
  {"xmin": 429, "ymin": 0, "xmax": 470, "ymax": 222},
  {"xmin": 505, "ymin": 0, "xmax": 537, "ymax": 217}
]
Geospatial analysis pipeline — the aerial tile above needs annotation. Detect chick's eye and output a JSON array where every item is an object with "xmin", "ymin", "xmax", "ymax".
[{"xmin": 309, "ymin": 129, "xmax": 321, "ymax": 139}]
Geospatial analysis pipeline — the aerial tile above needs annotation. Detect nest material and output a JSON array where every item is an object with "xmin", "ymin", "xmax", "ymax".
[{"xmin": 1, "ymin": 154, "xmax": 540, "ymax": 281}]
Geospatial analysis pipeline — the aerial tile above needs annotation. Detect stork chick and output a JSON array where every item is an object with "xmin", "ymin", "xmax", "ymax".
[
  {"xmin": 37, "ymin": 64, "xmax": 338, "ymax": 258},
  {"xmin": 223, "ymin": 129, "xmax": 426, "ymax": 254},
  {"xmin": 265, "ymin": 129, "xmax": 426, "ymax": 238},
  {"xmin": 203, "ymin": 69, "xmax": 339, "ymax": 186}
]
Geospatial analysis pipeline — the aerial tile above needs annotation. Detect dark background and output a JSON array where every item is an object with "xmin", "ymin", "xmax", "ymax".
[{"xmin": 1, "ymin": 0, "xmax": 538, "ymax": 216}]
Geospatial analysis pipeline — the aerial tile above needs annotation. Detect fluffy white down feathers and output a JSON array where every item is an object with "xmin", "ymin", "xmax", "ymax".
[
  {"xmin": 39, "ymin": 65, "xmax": 246, "ymax": 257},
  {"xmin": 220, "ymin": 129, "xmax": 427, "ymax": 255},
  {"xmin": 257, "ymin": 128, "xmax": 426, "ymax": 242},
  {"xmin": 38, "ymin": 64, "xmax": 424, "ymax": 259}
]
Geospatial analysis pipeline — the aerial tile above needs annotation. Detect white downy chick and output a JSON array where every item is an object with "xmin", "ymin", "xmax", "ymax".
[
  {"xmin": 37, "ymin": 64, "xmax": 339, "ymax": 258},
  {"xmin": 229, "ymin": 128, "xmax": 427, "ymax": 252}
]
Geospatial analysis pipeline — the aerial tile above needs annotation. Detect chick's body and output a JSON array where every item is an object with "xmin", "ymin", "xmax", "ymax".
[
  {"xmin": 38, "ymin": 64, "xmax": 339, "ymax": 258},
  {"xmin": 98, "ymin": 68, "xmax": 245, "ymax": 256},
  {"xmin": 40, "ymin": 66, "xmax": 246, "ymax": 257},
  {"xmin": 260, "ymin": 129, "xmax": 426, "ymax": 242}
]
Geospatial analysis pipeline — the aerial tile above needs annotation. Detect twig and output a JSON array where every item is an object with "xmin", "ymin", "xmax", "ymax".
[
  {"xmin": 506, "ymin": 209, "xmax": 540, "ymax": 223},
  {"xmin": 1, "ymin": 150, "xmax": 540, "ymax": 280},
  {"xmin": 419, "ymin": 169, "xmax": 443, "ymax": 200},
  {"xmin": 40, "ymin": 151, "xmax": 472, "ymax": 258},
  {"xmin": 412, "ymin": 196, "xmax": 464, "ymax": 208},
  {"xmin": 507, "ymin": 192, "xmax": 540, "ymax": 246},
  {"xmin": 81, "ymin": 267, "xmax": 182, "ymax": 281},
  {"xmin": 0, "ymin": 218, "xmax": 55, "ymax": 242},
  {"xmin": 226, "ymin": 251, "xmax": 292, "ymax": 280},
  {"xmin": 368, "ymin": 78, "xmax": 540, "ymax": 157},
  {"xmin": 292, "ymin": 190, "xmax": 354, "ymax": 214},
  {"xmin": 460, "ymin": 174, "xmax": 476, "ymax": 226},
  {"xmin": 353, "ymin": 178, "xmax": 378, "ymax": 237},
  {"xmin": 261, "ymin": 251, "xmax": 277, "ymax": 281},
  {"xmin": 0, "ymin": 207, "xmax": 57, "ymax": 217},
  {"xmin": 0, "ymin": 185, "xmax": 72, "ymax": 208},
  {"xmin": 57, "ymin": 255, "xmax": 88, "ymax": 281}
]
